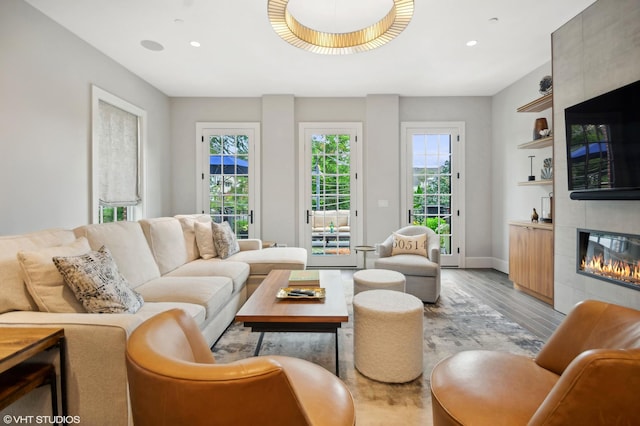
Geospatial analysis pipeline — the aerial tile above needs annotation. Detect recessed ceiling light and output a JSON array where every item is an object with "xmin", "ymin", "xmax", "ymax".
[
  {"xmin": 190, "ymin": 41, "xmax": 201, "ymax": 47},
  {"xmin": 174, "ymin": 18, "xmax": 184, "ymax": 24},
  {"xmin": 140, "ymin": 40, "xmax": 164, "ymax": 51},
  {"xmin": 489, "ymin": 17, "xmax": 499, "ymax": 23},
  {"xmin": 466, "ymin": 40, "xmax": 477, "ymax": 47}
]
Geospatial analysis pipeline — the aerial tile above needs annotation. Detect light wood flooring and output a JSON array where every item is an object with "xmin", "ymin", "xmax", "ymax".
[
  {"xmin": 343, "ymin": 268, "xmax": 565, "ymax": 341},
  {"xmin": 442, "ymin": 268, "xmax": 565, "ymax": 341}
]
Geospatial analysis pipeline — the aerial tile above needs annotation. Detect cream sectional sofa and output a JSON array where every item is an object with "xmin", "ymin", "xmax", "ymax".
[{"xmin": 0, "ymin": 215, "xmax": 306, "ymax": 426}]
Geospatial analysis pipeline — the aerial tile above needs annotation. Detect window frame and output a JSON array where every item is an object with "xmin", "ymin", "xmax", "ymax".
[{"xmin": 91, "ymin": 85, "xmax": 146, "ymax": 224}]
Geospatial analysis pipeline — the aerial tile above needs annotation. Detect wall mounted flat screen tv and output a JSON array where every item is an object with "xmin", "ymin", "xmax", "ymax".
[{"xmin": 565, "ymin": 79, "xmax": 640, "ymax": 200}]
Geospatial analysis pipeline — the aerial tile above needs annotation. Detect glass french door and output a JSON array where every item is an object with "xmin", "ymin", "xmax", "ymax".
[
  {"xmin": 299, "ymin": 123, "xmax": 361, "ymax": 268},
  {"xmin": 197, "ymin": 123, "xmax": 260, "ymax": 239},
  {"xmin": 402, "ymin": 123, "xmax": 465, "ymax": 267}
]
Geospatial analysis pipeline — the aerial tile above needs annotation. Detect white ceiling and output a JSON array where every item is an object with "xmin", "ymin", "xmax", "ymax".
[{"xmin": 24, "ymin": 0, "xmax": 597, "ymax": 98}]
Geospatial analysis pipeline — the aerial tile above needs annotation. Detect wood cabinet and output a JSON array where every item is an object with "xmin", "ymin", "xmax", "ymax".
[{"xmin": 509, "ymin": 222, "xmax": 553, "ymax": 304}]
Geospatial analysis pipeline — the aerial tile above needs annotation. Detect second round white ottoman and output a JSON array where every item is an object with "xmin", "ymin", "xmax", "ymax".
[
  {"xmin": 353, "ymin": 289, "xmax": 424, "ymax": 383},
  {"xmin": 353, "ymin": 269, "xmax": 406, "ymax": 295}
]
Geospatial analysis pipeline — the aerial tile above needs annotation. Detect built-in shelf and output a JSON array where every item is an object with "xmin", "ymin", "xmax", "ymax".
[
  {"xmin": 518, "ymin": 179, "xmax": 553, "ymax": 186},
  {"xmin": 516, "ymin": 93, "xmax": 553, "ymax": 112},
  {"xmin": 518, "ymin": 136, "xmax": 553, "ymax": 149}
]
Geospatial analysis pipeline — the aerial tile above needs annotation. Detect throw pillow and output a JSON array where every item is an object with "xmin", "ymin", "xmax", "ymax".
[
  {"xmin": 194, "ymin": 221, "xmax": 217, "ymax": 259},
  {"xmin": 391, "ymin": 232, "xmax": 428, "ymax": 257},
  {"xmin": 53, "ymin": 246, "xmax": 144, "ymax": 314},
  {"xmin": 17, "ymin": 237, "xmax": 91, "ymax": 313},
  {"xmin": 212, "ymin": 221, "xmax": 240, "ymax": 259}
]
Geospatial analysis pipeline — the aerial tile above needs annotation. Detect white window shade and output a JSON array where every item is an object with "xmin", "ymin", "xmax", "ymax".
[{"xmin": 98, "ymin": 100, "xmax": 140, "ymax": 206}]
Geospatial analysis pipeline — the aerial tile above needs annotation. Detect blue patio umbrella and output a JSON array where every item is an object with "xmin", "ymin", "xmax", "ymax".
[
  {"xmin": 209, "ymin": 155, "xmax": 249, "ymax": 174},
  {"xmin": 570, "ymin": 142, "xmax": 608, "ymax": 159}
]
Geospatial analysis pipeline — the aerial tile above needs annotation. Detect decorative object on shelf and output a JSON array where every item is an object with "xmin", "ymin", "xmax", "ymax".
[
  {"xmin": 531, "ymin": 208, "xmax": 539, "ymax": 223},
  {"xmin": 541, "ymin": 193, "xmax": 552, "ymax": 223},
  {"xmin": 533, "ymin": 118, "xmax": 549, "ymax": 140},
  {"xmin": 528, "ymin": 155, "xmax": 536, "ymax": 181},
  {"xmin": 539, "ymin": 75, "xmax": 553, "ymax": 95},
  {"xmin": 541, "ymin": 157, "xmax": 553, "ymax": 180},
  {"xmin": 539, "ymin": 128, "xmax": 551, "ymax": 137}
]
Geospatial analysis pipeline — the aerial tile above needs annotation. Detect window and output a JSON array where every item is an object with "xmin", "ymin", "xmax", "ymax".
[{"xmin": 91, "ymin": 86, "xmax": 146, "ymax": 223}]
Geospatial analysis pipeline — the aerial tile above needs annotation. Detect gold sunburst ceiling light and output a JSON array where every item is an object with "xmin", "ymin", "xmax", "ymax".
[{"xmin": 267, "ymin": 0, "xmax": 414, "ymax": 54}]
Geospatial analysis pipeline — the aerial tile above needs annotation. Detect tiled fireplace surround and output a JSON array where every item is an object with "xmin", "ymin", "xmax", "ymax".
[{"xmin": 552, "ymin": 0, "xmax": 640, "ymax": 314}]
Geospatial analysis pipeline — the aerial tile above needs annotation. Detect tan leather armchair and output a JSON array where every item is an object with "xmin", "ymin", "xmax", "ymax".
[
  {"xmin": 374, "ymin": 225, "xmax": 441, "ymax": 302},
  {"xmin": 430, "ymin": 300, "xmax": 640, "ymax": 425},
  {"xmin": 126, "ymin": 309, "xmax": 356, "ymax": 426}
]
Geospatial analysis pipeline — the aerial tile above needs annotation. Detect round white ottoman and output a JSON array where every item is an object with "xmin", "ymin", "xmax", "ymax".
[
  {"xmin": 353, "ymin": 269, "xmax": 406, "ymax": 295},
  {"xmin": 353, "ymin": 289, "xmax": 424, "ymax": 383}
]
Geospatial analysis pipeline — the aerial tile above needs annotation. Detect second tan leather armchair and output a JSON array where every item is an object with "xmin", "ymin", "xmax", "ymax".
[{"xmin": 430, "ymin": 300, "xmax": 640, "ymax": 425}]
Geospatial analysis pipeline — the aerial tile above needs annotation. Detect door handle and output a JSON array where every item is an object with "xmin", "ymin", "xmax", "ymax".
[
  {"xmin": 408, "ymin": 209, "xmax": 412, "ymax": 223},
  {"xmin": 306, "ymin": 210, "xmax": 311, "ymax": 224},
  {"xmin": 249, "ymin": 210, "xmax": 254, "ymax": 224}
]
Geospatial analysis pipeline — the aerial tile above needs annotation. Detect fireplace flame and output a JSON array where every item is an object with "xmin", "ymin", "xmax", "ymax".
[{"xmin": 581, "ymin": 255, "xmax": 640, "ymax": 286}]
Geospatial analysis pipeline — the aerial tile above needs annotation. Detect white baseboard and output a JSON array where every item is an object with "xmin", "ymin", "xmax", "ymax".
[{"xmin": 464, "ymin": 257, "xmax": 494, "ymax": 269}]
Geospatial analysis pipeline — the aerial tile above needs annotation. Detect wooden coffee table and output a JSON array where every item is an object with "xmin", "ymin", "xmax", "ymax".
[{"xmin": 235, "ymin": 269, "xmax": 348, "ymax": 376}]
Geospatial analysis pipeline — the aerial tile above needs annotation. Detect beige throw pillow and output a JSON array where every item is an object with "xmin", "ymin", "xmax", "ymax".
[
  {"xmin": 194, "ymin": 221, "xmax": 217, "ymax": 259},
  {"xmin": 17, "ymin": 237, "xmax": 91, "ymax": 313},
  {"xmin": 212, "ymin": 221, "xmax": 240, "ymax": 259},
  {"xmin": 391, "ymin": 232, "xmax": 428, "ymax": 257},
  {"xmin": 53, "ymin": 246, "xmax": 144, "ymax": 314}
]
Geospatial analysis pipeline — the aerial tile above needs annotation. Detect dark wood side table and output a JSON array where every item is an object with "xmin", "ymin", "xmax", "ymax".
[{"xmin": 0, "ymin": 328, "xmax": 66, "ymax": 423}]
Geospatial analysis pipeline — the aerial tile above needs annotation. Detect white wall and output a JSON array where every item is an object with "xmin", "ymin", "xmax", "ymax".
[
  {"xmin": 491, "ymin": 63, "xmax": 554, "ymax": 273},
  {"xmin": 170, "ymin": 95, "xmax": 493, "ymax": 261},
  {"xmin": 552, "ymin": 0, "xmax": 640, "ymax": 313},
  {"xmin": 0, "ymin": 0, "xmax": 171, "ymax": 235}
]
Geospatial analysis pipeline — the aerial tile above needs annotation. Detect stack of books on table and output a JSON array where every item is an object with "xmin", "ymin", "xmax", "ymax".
[{"xmin": 288, "ymin": 270, "xmax": 320, "ymax": 286}]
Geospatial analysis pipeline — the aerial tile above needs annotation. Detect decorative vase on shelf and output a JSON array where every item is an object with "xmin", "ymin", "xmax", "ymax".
[
  {"xmin": 533, "ymin": 118, "xmax": 548, "ymax": 140},
  {"xmin": 541, "ymin": 158, "xmax": 552, "ymax": 179}
]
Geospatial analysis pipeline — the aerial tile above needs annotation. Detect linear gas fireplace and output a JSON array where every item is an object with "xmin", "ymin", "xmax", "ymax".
[{"xmin": 577, "ymin": 229, "xmax": 640, "ymax": 291}]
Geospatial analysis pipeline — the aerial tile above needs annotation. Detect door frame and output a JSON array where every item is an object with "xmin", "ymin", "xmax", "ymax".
[
  {"xmin": 400, "ymin": 121, "xmax": 466, "ymax": 268},
  {"xmin": 297, "ymin": 122, "xmax": 363, "ymax": 268},
  {"xmin": 195, "ymin": 122, "xmax": 261, "ymax": 238}
]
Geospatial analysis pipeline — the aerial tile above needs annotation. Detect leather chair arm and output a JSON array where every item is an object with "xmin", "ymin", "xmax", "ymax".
[
  {"xmin": 127, "ymin": 355, "xmax": 312, "ymax": 425},
  {"xmin": 529, "ymin": 348, "xmax": 640, "ymax": 425}
]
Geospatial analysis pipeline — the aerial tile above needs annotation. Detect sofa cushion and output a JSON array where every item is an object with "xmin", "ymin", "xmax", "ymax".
[
  {"xmin": 139, "ymin": 217, "xmax": 189, "ymax": 274},
  {"xmin": 194, "ymin": 221, "xmax": 217, "ymax": 259},
  {"xmin": 53, "ymin": 246, "xmax": 144, "ymax": 314},
  {"xmin": 375, "ymin": 254, "xmax": 438, "ymax": 277},
  {"xmin": 165, "ymin": 259, "xmax": 249, "ymax": 293},
  {"xmin": 391, "ymin": 232, "xmax": 427, "ymax": 257},
  {"xmin": 175, "ymin": 214, "xmax": 213, "ymax": 262},
  {"xmin": 74, "ymin": 221, "xmax": 161, "ymax": 288},
  {"xmin": 135, "ymin": 276, "xmax": 233, "ymax": 320},
  {"xmin": 17, "ymin": 237, "xmax": 91, "ymax": 313},
  {"xmin": 0, "ymin": 228, "xmax": 77, "ymax": 314},
  {"xmin": 227, "ymin": 247, "xmax": 308, "ymax": 276},
  {"xmin": 212, "ymin": 221, "xmax": 240, "ymax": 259}
]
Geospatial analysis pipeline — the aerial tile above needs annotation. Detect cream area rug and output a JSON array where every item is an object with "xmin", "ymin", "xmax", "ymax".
[{"xmin": 212, "ymin": 271, "xmax": 544, "ymax": 425}]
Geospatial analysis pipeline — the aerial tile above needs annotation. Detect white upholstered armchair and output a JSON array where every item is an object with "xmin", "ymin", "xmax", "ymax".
[{"xmin": 374, "ymin": 225, "xmax": 441, "ymax": 303}]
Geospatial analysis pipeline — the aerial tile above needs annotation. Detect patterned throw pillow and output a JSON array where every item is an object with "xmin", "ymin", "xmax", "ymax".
[
  {"xmin": 212, "ymin": 221, "xmax": 240, "ymax": 259},
  {"xmin": 391, "ymin": 232, "xmax": 428, "ymax": 257},
  {"xmin": 53, "ymin": 246, "xmax": 144, "ymax": 314}
]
